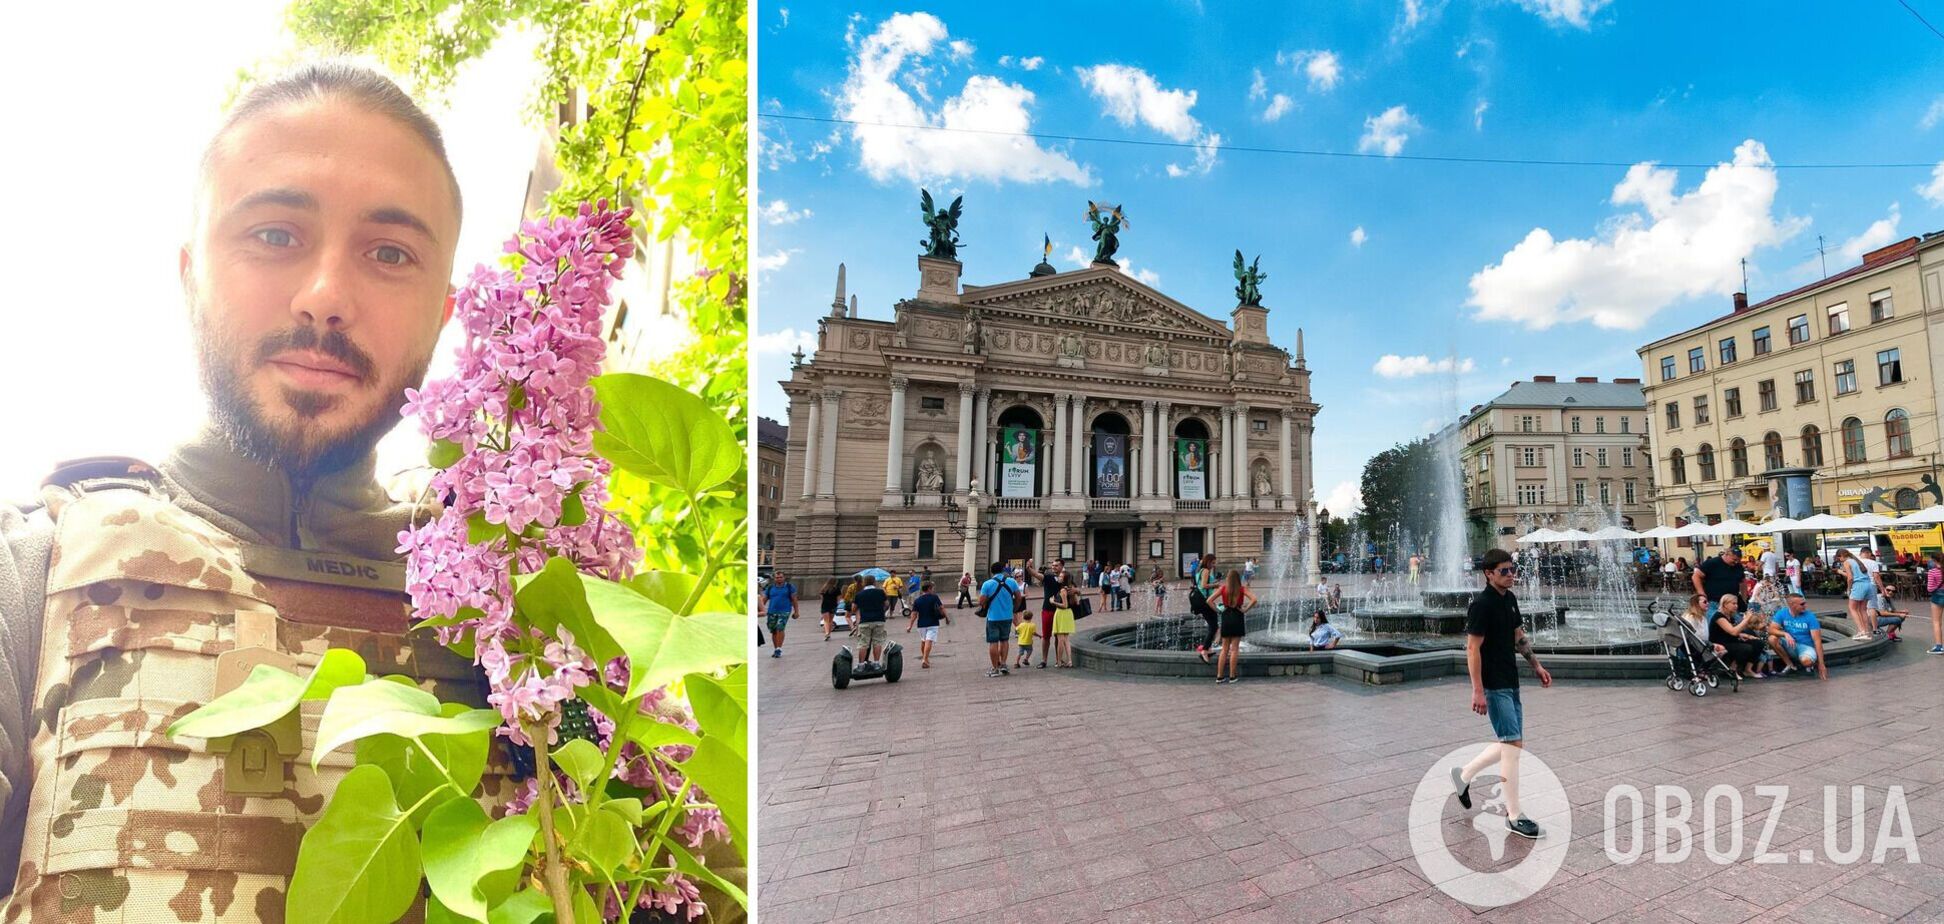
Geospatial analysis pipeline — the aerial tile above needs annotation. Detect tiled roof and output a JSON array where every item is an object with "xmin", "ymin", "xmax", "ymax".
[{"xmin": 757, "ymin": 416, "xmax": 788, "ymax": 450}]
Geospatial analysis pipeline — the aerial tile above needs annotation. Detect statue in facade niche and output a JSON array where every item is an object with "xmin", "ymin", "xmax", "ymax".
[
  {"xmin": 962, "ymin": 308, "xmax": 982, "ymax": 351},
  {"xmin": 1254, "ymin": 466, "xmax": 1273, "ymax": 498},
  {"xmin": 1233, "ymin": 250, "xmax": 1267, "ymax": 307},
  {"xmin": 915, "ymin": 451, "xmax": 945, "ymax": 492},
  {"xmin": 1086, "ymin": 201, "xmax": 1127, "ymax": 265},
  {"xmin": 1057, "ymin": 331, "xmax": 1084, "ymax": 359},
  {"xmin": 1143, "ymin": 341, "xmax": 1169, "ymax": 368},
  {"xmin": 919, "ymin": 189, "xmax": 963, "ymax": 260}
]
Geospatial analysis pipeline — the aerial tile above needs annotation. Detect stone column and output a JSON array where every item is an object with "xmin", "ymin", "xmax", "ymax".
[
  {"xmin": 1232, "ymin": 404, "xmax": 1249, "ymax": 498},
  {"xmin": 1051, "ymin": 392, "xmax": 1070, "ymax": 496},
  {"xmin": 954, "ymin": 382, "xmax": 975, "ymax": 493},
  {"xmin": 817, "ymin": 389, "xmax": 842, "ymax": 496},
  {"xmin": 1158, "ymin": 401, "xmax": 1172, "ymax": 498},
  {"xmin": 962, "ymin": 494, "xmax": 980, "ymax": 575},
  {"xmin": 1071, "ymin": 396, "xmax": 1088, "ymax": 496},
  {"xmin": 799, "ymin": 397, "xmax": 819, "ymax": 499},
  {"xmin": 972, "ymin": 388, "xmax": 990, "ymax": 493},
  {"xmin": 1219, "ymin": 409, "xmax": 1234, "ymax": 498},
  {"xmin": 1279, "ymin": 408, "xmax": 1294, "ymax": 502},
  {"xmin": 1141, "ymin": 400, "xmax": 1157, "ymax": 498},
  {"xmin": 884, "ymin": 376, "xmax": 908, "ymax": 496}
]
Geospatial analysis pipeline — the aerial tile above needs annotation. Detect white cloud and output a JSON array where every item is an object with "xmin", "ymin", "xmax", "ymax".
[
  {"xmin": 1835, "ymin": 204, "xmax": 1902, "ymax": 265},
  {"xmin": 1358, "ymin": 105, "xmax": 1419, "ymax": 156},
  {"xmin": 754, "ymin": 327, "xmax": 818, "ymax": 355},
  {"xmin": 1350, "ymin": 226, "xmax": 1367, "ymax": 247},
  {"xmin": 1019, "ymin": 55, "xmax": 1043, "ymax": 71},
  {"xmin": 1474, "ymin": 99, "xmax": 1489, "ymax": 130},
  {"xmin": 1920, "ymin": 162, "xmax": 1944, "ymax": 207},
  {"xmin": 1061, "ymin": 244, "xmax": 1158, "ymax": 284},
  {"xmin": 1165, "ymin": 133, "xmax": 1222, "ymax": 177},
  {"xmin": 777, "ymin": 7, "xmax": 789, "ymax": 28},
  {"xmin": 1248, "ymin": 68, "xmax": 1267, "ymax": 101},
  {"xmin": 838, "ymin": 12, "xmax": 1092, "ymax": 186},
  {"xmin": 1372, "ymin": 355, "xmax": 1476, "ymax": 378},
  {"xmin": 756, "ymin": 249, "xmax": 799, "ymax": 274},
  {"xmin": 1063, "ymin": 245, "xmax": 1090, "ymax": 267},
  {"xmin": 1078, "ymin": 63, "xmax": 1202, "ymax": 141},
  {"xmin": 1514, "ymin": 0, "xmax": 1612, "ymax": 28},
  {"xmin": 1403, "ymin": 0, "xmax": 1427, "ymax": 29},
  {"xmin": 1467, "ymin": 139, "xmax": 1806, "ymax": 330},
  {"xmin": 1323, "ymin": 480, "xmax": 1363, "ymax": 516},
  {"xmin": 1922, "ymin": 96, "xmax": 1944, "ymax": 131},
  {"xmin": 1280, "ymin": 49, "xmax": 1341, "ymax": 92},
  {"xmin": 1262, "ymin": 94, "xmax": 1294, "ymax": 121},
  {"xmin": 759, "ymin": 199, "xmax": 812, "ymax": 225},
  {"xmin": 948, "ymin": 39, "xmax": 974, "ymax": 60}
]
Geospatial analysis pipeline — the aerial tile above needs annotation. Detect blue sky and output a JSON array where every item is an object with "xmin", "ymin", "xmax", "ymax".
[{"xmin": 753, "ymin": 0, "xmax": 1944, "ymax": 515}]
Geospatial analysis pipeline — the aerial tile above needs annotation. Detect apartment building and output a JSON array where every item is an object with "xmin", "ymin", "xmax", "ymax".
[{"xmin": 1458, "ymin": 377, "xmax": 1656, "ymax": 551}]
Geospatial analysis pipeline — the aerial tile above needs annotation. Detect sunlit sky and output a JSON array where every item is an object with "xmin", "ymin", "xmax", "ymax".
[
  {"xmin": 754, "ymin": 2, "xmax": 1944, "ymax": 516},
  {"xmin": 0, "ymin": 2, "xmax": 548, "ymax": 503}
]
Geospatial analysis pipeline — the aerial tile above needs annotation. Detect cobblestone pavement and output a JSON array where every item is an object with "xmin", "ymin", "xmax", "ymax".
[{"xmin": 755, "ymin": 594, "xmax": 1944, "ymax": 923}]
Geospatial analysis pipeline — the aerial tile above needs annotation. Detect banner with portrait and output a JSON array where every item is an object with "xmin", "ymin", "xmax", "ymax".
[
  {"xmin": 1093, "ymin": 432, "xmax": 1128, "ymax": 498},
  {"xmin": 1000, "ymin": 426, "xmax": 1038, "ymax": 497},
  {"xmin": 1176, "ymin": 438, "xmax": 1207, "ymax": 500}
]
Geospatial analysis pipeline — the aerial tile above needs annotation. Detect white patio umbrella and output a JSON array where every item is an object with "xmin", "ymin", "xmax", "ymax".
[
  {"xmin": 1793, "ymin": 513, "xmax": 1856, "ymax": 530},
  {"xmin": 1752, "ymin": 517, "xmax": 1802, "ymax": 533},
  {"xmin": 1891, "ymin": 505, "xmax": 1944, "ymax": 526},
  {"xmin": 1846, "ymin": 512, "xmax": 1898, "ymax": 529},
  {"xmin": 1671, "ymin": 520, "xmax": 1719, "ymax": 538},
  {"xmin": 1588, "ymin": 525, "xmax": 1639, "ymax": 541},
  {"xmin": 1515, "ymin": 528, "xmax": 1558, "ymax": 543},
  {"xmin": 1636, "ymin": 525, "xmax": 1681, "ymax": 539},
  {"xmin": 1712, "ymin": 518, "xmax": 1763, "ymax": 535},
  {"xmin": 1551, "ymin": 528, "xmax": 1596, "ymax": 542}
]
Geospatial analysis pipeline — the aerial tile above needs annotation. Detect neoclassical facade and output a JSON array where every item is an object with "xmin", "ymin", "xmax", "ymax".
[{"xmin": 776, "ymin": 251, "xmax": 1320, "ymax": 580}]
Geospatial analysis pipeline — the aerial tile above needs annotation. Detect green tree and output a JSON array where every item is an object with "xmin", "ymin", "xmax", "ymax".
[{"xmin": 285, "ymin": 0, "xmax": 750, "ymax": 613}]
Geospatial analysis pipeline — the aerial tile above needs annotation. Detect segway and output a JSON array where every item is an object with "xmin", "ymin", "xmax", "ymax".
[{"xmin": 832, "ymin": 642, "xmax": 903, "ymax": 689}]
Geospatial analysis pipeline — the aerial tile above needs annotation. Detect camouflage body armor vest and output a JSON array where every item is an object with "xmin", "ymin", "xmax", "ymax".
[{"xmin": 5, "ymin": 477, "xmax": 508, "ymax": 922}]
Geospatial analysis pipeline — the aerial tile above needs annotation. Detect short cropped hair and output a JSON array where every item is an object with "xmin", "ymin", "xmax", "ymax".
[
  {"xmin": 1480, "ymin": 548, "xmax": 1514, "ymax": 572},
  {"xmin": 202, "ymin": 60, "xmax": 463, "ymax": 223}
]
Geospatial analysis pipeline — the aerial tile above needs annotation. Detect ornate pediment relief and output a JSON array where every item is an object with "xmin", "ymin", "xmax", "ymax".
[{"xmin": 963, "ymin": 271, "xmax": 1230, "ymax": 338}]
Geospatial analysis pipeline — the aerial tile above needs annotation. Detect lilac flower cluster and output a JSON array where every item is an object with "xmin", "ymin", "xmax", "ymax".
[{"xmin": 395, "ymin": 203, "xmax": 720, "ymax": 922}]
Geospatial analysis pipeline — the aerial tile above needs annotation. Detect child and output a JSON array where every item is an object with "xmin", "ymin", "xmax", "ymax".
[
  {"xmin": 910, "ymin": 581, "xmax": 948, "ymax": 669},
  {"xmin": 1150, "ymin": 566, "xmax": 1167, "ymax": 614},
  {"xmin": 1014, "ymin": 616, "xmax": 1036, "ymax": 668}
]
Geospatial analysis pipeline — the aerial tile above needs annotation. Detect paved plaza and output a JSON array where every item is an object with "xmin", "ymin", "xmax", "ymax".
[{"xmin": 756, "ymin": 591, "xmax": 1944, "ymax": 923}]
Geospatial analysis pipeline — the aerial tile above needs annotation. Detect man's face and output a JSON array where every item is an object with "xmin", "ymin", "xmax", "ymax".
[
  {"xmin": 1486, "ymin": 560, "xmax": 1518, "ymax": 590},
  {"xmin": 1788, "ymin": 597, "xmax": 1806, "ymax": 615},
  {"xmin": 184, "ymin": 98, "xmax": 459, "ymax": 475}
]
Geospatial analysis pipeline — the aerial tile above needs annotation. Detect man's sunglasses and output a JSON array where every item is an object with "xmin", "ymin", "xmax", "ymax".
[{"xmin": 1492, "ymin": 566, "xmax": 1520, "ymax": 576}]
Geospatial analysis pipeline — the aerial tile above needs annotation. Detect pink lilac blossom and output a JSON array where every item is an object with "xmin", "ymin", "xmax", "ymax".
[{"xmin": 397, "ymin": 203, "xmax": 724, "ymax": 921}]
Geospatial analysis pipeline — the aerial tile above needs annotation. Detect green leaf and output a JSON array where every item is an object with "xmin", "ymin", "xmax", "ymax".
[
  {"xmin": 314, "ymin": 678, "xmax": 502, "ymax": 769},
  {"xmin": 568, "ymin": 807, "xmax": 635, "ymax": 876},
  {"xmin": 514, "ymin": 557, "xmax": 619, "ymax": 667},
  {"xmin": 487, "ymin": 890, "xmax": 553, "ymax": 924},
  {"xmin": 571, "ymin": 888, "xmax": 601, "ymax": 924},
  {"xmin": 592, "ymin": 373, "xmax": 740, "ymax": 497},
  {"xmin": 286, "ymin": 764, "xmax": 422, "ymax": 924},
  {"xmin": 426, "ymin": 896, "xmax": 466, "ymax": 924},
  {"xmin": 550, "ymin": 738, "xmax": 607, "ymax": 793},
  {"xmin": 625, "ymin": 570, "xmax": 733, "ymax": 614},
  {"xmin": 168, "ymin": 649, "xmax": 367, "ymax": 741},
  {"xmin": 661, "ymin": 835, "xmax": 747, "ymax": 910},
  {"xmin": 560, "ymin": 489, "xmax": 587, "ymax": 527},
  {"xmin": 353, "ymin": 703, "xmax": 489, "ymax": 826},
  {"xmin": 678, "ymin": 735, "xmax": 747, "ymax": 860},
  {"xmin": 685, "ymin": 670, "xmax": 746, "ymax": 759},
  {"xmin": 601, "ymin": 797, "xmax": 645, "ymax": 826},
  {"xmin": 580, "ymin": 578, "xmax": 746, "ymax": 700},
  {"xmin": 467, "ymin": 512, "xmax": 503, "ymax": 546},
  {"xmin": 628, "ymin": 718, "xmax": 700, "ymax": 753},
  {"xmin": 424, "ymin": 799, "xmax": 539, "ymax": 923},
  {"xmin": 428, "ymin": 438, "xmax": 464, "ymax": 469}
]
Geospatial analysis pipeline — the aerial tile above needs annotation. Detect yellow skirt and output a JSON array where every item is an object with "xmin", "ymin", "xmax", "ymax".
[{"xmin": 1053, "ymin": 607, "xmax": 1076, "ymax": 634}]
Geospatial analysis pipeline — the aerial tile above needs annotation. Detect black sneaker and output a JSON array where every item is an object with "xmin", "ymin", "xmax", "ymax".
[
  {"xmin": 1507, "ymin": 816, "xmax": 1543, "ymax": 839},
  {"xmin": 1452, "ymin": 768, "xmax": 1471, "ymax": 810},
  {"xmin": 986, "ymin": 669, "xmax": 1001, "ymax": 677},
  {"xmin": 1000, "ymin": 667, "xmax": 1010, "ymax": 675}
]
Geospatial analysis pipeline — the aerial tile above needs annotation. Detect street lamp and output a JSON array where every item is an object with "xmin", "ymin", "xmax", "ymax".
[{"xmin": 943, "ymin": 487, "xmax": 998, "ymax": 539}]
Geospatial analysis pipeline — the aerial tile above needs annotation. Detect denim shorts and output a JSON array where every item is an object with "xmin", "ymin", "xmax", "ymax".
[
  {"xmin": 1484, "ymin": 688, "xmax": 1524, "ymax": 742},
  {"xmin": 985, "ymin": 619, "xmax": 1012, "ymax": 644},
  {"xmin": 1849, "ymin": 579, "xmax": 1875, "ymax": 602},
  {"xmin": 1930, "ymin": 589, "xmax": 1944, "ymax": 608}
]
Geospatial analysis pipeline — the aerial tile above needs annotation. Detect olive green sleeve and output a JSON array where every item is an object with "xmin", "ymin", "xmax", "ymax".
[{"xmin": 0, "ymin": 504, "xmax": 53, "ymax": 900}]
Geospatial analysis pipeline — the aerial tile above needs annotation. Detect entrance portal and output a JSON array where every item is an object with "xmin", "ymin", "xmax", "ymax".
[
  {"xmin": 1091, "ymin": 528, "xmax": 1127, "ymax": 566},
  {"xmin": 1178, "ymin": 527, "xmax": 1207, "ymax": 577},
  {"xmin": 998, "ymin": 528, "xmax": 1035, "ymax": 566}
]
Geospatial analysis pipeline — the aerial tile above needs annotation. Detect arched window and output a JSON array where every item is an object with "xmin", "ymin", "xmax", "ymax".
[
  {"xmin": 1842, "ymin": 417, "xmax": 1866, "ymax": 463},
  {"xmin": 1669, "ymin": 449, "xmax": 1686, "ymax": 485},
  {"xmin": 1800, "ymin": 425, "xmax": 1824, "ymax": 467},
  {"xmin": 1763, "ymin": 432, "xmax": 1784, "ymax": 471},
  {"xmin": 1696, "ymin": 443, "xmax": 1716, "ymax": 482},
  {"xmin": 1886, "ymin": 409, "xmax": 1913, "ymax": 459},
  {"xmin": 1728, "ymin": 438, "xmax": 1749, "ymax": 478}
]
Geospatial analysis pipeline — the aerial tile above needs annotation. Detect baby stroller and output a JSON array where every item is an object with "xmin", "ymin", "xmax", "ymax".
[{"xmin": 1654, "ymin": 611, "xmax": 1740, "ymax": 697}]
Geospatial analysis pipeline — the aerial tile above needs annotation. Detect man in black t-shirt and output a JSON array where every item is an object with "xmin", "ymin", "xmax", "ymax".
[
  {"xmin": 1034, "ymin": 559, "xmax": 1070, "ymax": 669},
  {"xmin": 1452, "ymin": 548, "xmax": 1553, "ymax": 840},
  {"xmin": 852, "ymin": 576, "xmax": 890, "ymax": 665},
  {"xmin": 1692, "ymin": 546, "xmax": 1743, "ymax": 620}
]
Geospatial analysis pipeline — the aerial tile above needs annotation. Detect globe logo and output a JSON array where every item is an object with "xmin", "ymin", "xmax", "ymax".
[{"xmin": 1409, "ymin": 744, "xmax": 1573, "ymax": 908}]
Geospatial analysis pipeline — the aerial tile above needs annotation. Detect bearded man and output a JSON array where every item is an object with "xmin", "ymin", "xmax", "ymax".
[{"xmin": 0, "ymin": 62, "xmax": 484, "ymax": 919}]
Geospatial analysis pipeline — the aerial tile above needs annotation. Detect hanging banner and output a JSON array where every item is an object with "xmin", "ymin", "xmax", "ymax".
[
  {"xmin": 1001, "ymin": 426, "xmax": 1038, "ymax": 497},
  {"xmin": 1176, "ymin": 438, "xmax": 1207, "ymax": 500},
  {"xmin": 1094, "ymin": 432, "xmax": 1128, "ymax": 498}
]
